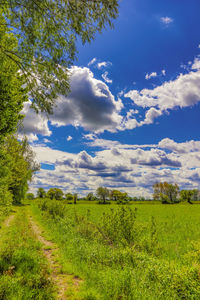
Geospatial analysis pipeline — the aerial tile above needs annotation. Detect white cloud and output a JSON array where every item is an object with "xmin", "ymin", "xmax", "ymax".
[
  {"xmin": 158, "ymin": 138, "xmax": 200, "ymax": 153},
  {"xmin": 191, "ymin": 57, "xmax": 200, "ymax": 70},
  {"xmin": 145, "ymin": 72, "xmax": 157, "ymax": 80},
  {"xmin": 18, "ymin": 101, "xmax": 51, "ymax": 141},
  {"xmin": 83, "ymin": 133, "xmax": 97, "ymax": 141},
  {"xmin": 125, "ymin": 58, "xmax": 200, "ymax": 112},
  {"xmin": 160, "ymin": 16, "xmax": 173, "ymax": 25},
  {"xmin": 67, "ymin": 135, "xmax": 73, "ymax": 141},
  {"xmin": 126, "ymin": 109, "xmax": 139, "ymax": 118},
  {"xmin": 162, "ymin": 69, "xmax": 166, "ymax": 76},
  {"xmin": 97, "ymin": 61, "xmax": 112, "ymax": 69},
  {"xmin": 30, "ymin": 138, "xmax": 200, "ymax": 197},
  {"xmin": 102, "ymin": 71, "xmax": 112, "ymax": 84},
  {"xmin": 88, "ymin": 57, "xmax": 97, "ymax": 66},
  {"xmin": 20, "ymin": 56, "xmax": 200, "ymax": 141},
  {"xmin": 50, "ymin": 66, "xmax": 123, "ymax": 133},
  {"xmin": 43, "ymin": 138, "xmax": 52, "ymax": 144},
  {"xmin": 141, "ymin": 107, "xmax": 162, "ymax": 125}
]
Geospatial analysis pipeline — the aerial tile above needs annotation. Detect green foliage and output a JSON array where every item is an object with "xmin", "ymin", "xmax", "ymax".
[
  {"xmin": 73, "ymin": 193, "xmax": 78, "ymax": 204},
  {"xmin": 0, "ymin": 147, "xmax": 13, "ymax": 214},
  {"xmin": 100, "ymin": 207, "xmax": 142, "ymax": 247},
  {"xmin": 86, "ymin": 192, "xmax": 95, "ymax": 201},
  {"xmin": 153, "ymin": 182, "xmax": 179, "ymax": 204},
  {"xmin": 38, "ymin": 199, "xmax": 65, "ymax": 218},
  {"xmin": 65, "ymin": 193, "xmax": 73, "ymax": 201},
  {"xmin": 1, "ymin": 1, "xmax": 119, "ymax": 113},
  {"xmin": 5, "ymin": 136, "xmax": 39, "ymax": 204},
  {"xmin": 0, "ymin": 136, "xmax": 39, "ymax": 205},
  {"xmin": 96, "ymin": 186, "xmax": 109, "ymax": 204},
  {"xmin": 110, "ymin": 189, "xmax": 128, "ymax": 204},
  {"xmin": 26, "ymin": 193, "xmax": 35, "ymax": 200},
  {"xmin": 37, "ymin": 187, "xmax": 46, "ymax": 199},
  {"xmin": 0, "ymin": 13, "xmax": 28, "ymax": 142},
  {"xmin": 47, "ymin": 188, "xmax": 64, "ymax": 200},
  {"xmin": 180, "ymin": 189, "xmax": 198, "ymax": 204}
]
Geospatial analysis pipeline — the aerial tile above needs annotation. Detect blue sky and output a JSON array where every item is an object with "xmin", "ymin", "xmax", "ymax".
[{"xmin": 20, "ymin": 0, "xmax": 200, "ymax": 197}]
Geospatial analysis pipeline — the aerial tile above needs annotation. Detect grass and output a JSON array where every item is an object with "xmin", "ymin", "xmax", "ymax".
[
  {"xmin": 0, "ymin": 206, "xmax": 54, "ymax": 299},
  {"xmin": 71, "ymin": 203, "xmax": 200, "ymax": 261},
  {"xmin": 31, "ymin": 199, "xmax": 200, "ymax": 299}
]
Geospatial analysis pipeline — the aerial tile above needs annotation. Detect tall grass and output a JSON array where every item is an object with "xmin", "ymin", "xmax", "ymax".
[{"xmin": 32, "ymin": 199, "xmax": 200, "ymax": 299}]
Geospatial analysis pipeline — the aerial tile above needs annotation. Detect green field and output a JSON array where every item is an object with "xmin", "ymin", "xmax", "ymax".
[
  {"xmin": 63, "ymin": 203, "xmax": 200, "ymax": 261},
  {"xmin": 28, "ymin": 200, "xmax": 200, "ymax": 299}
]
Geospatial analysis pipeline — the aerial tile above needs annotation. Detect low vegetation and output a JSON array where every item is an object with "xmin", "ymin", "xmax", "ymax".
[{"xmin": 29, "ymin": 199, "xmax": 200, "ymax": 299}]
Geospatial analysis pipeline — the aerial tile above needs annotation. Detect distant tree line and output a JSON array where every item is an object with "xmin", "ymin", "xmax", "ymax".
[
  {"xmin": 33, "ymin": 186, "xmax": 149, "ymax": 204},
  {"xmin": 30, "ymin": 183, "xmax": 200, "ymax": 205}
]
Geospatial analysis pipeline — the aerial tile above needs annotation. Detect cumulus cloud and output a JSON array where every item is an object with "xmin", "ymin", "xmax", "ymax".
[
  {"xmin": 50, "ymin": 66, "xmax": 123, "ymax": 133},
  {"xmin": 158, "ymin": 138, "xmax": 200, "ymax": 153},
  {"xmin": 18, "ymin": 101, "xmax": 51, "ymax": 141},
  {"xmin": 125, "ymin": 58, "xmax": 200, "ymax": 112},
  {"xmin": 130, "ymin": 149, "xmax": 181, "ymax": 167},
  {"xmin": 160, "ymin": 16, "xmax": 173, "ymax": 25},
  {"xmin": 20, "ymin": 55, "xmax": 200, "ymax": 144},
  {"xmin": 142, "ymin": 108, "xmax": 162, "ymax": 125},
  {"xmin": 29, "ymin": 137, "xmax": 200, "ymax": 197}
]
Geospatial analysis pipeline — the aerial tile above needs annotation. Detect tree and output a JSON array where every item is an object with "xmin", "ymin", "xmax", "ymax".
[
  {"xmin": 66, "ymin": 193, "xmax": 73, "ymax": 202},
  {"xmin": 37, "ymin": 187, "xmax": 46, "ymax": 199},
  {"xmin": 26, "ymin": 193, "xmax": 35, "ymax": 200},
  {"xmin": 153, "ymin": 182, "xmax": 179, "ymax": 204},
  {"xmin": 96, "ymin": 186, "xmax": 109, "ymax": 204},
  {"xmin": 180, "ymin": 189, "xmax": 198, "ymax": 204},
  {"xmin": 73, "ymin": 193, "xmax": 78, "ymax": 204},
  {"xmin": 47, "ymin": 188, "xmax": 64, "ymax": 200},
  {"xmin": 0, "ymin": 14, "xmax": 28, "ymax": 142},
  {"xmin": 1, "ymin": 1, "xmax": 119, "ymax": 113},
  {"xmin": 86, "ymin": 192, "xmax": 95, "ymax": 201},
  {"xmin": 0, "ymin": 145, "xmax": 13, "ymax": 212},
  {"xmin": 0, "ymin": 135, "xmax": 39, "ymax": 204},
  {"xmin": 110, "ymin": 190, "xmax": 128, "ymax": 204}
]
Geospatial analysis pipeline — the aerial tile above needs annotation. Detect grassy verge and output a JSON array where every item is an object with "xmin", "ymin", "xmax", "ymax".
[
  {"xmin": 31, "ymin": 200, "xmax": 200, "ymax": 299},
  {"xmin": 0, "ymin": 205, "xmax": 54, "ymax": 299}
]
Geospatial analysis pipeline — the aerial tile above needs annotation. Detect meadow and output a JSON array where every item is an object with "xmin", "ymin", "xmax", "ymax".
[{"xmin": 30, "ymin": 200, "xmax": 200, "ymax": 299}]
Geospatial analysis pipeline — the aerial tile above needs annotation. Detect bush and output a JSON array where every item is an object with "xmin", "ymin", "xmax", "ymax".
[{"xmin": 38, "ymin": 199, "xmax": 65, "ymax": 218}]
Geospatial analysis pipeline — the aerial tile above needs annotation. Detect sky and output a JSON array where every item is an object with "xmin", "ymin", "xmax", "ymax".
[{"xmin": 20, "ymin": 0, "xmax": 200, "ymax": 197}]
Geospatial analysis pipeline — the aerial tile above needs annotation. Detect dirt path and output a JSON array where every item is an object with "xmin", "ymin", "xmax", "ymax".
[
  {"xmin": 3, "ymin": 214, "xmax": 15, "ymax": 227},
  {"xmin": 29, "ymin": 215, "xmax": 81, "ymax": 299}
]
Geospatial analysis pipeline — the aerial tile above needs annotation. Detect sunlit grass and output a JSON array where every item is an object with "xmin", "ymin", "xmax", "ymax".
[{"xmin": 32, "ymin": 200, "xmax": 200, "ymax": 299}]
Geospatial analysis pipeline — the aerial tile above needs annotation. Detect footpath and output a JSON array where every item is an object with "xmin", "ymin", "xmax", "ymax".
[{"xmin": 0, "ymin": 206, "xmax": 81, "ymax": 300}]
